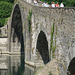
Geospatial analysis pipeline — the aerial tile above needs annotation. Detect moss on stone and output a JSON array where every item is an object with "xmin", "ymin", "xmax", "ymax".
[
  {"xmin": 27, "ymin": 9, "xmax": 32, "ymax": 32},
  {"xmin": 50, "ymin": 21, "xmax": 57, "ymax": 59},
  {"xmin": 49, "ymin": 71, "xmax": 53, "ymax": 75},
  {"xmin": 50, "ymin": 22, "xmax": 55, "ymax": 59},
  {"xmin": 34, "ymin": 66, "xmax": 44, "ymax": 75}
]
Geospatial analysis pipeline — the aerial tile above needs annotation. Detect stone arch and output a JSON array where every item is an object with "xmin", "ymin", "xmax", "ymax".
[
  {"xmin": 67, "ymin": 57, "xmax": 75, "ymax": 75},
  {"xmin": 36, "ymin": 30, "xmax": 49, "ymax": 64},
  {"xmin": 10, "ymin": 4, "xmax": 24, "ymax": 53}
]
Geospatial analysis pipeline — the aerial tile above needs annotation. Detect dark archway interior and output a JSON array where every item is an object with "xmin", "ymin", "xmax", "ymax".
[
  {"xmin": 11, "ymin": 4, "xmax": 24, "ymax": 53},
  {"xmin": 67, "ymin": 57, "xmax": 75, "ymax": 75},
  {"xmin": 36, "ymin": 31, "xmax": 49, "ymax": 64}
]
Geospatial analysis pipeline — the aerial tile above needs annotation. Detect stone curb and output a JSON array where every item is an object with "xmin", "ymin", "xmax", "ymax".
[{"xmin": 25, "ymin": 60, "xmax": 36, "ymax": 68}]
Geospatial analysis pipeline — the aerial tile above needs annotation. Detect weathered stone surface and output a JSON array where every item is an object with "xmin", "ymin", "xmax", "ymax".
[
  {"xmin": 37, "ymin": 59, "xmax": 59, "ymax": 75},
  {"xmin": 0, "ymin": 25, "xmax": 7, "ymax": 37},
  {"xmin": 6, "ymin": 0, "xmax": 75, "ymax": 75},
  {"xmin": 0, "ymin": 38, "xmax": 7, "ymax": 52}
]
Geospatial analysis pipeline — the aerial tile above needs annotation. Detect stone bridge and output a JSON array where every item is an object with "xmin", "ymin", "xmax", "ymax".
[{"xmin": 7, "ymin": 0, "xmax": 75, "ymax": 75}]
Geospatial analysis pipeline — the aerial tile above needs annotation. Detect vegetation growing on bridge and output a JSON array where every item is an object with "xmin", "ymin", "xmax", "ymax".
[
  {"xmin": 50, "ymin": 22, "xmax": 56, "ymax": 59},
  {"xmin": 0, "ymin": 0, "xmax": 14, "ymax": 27},
  {"xmin": 27, "ymin": 9, "xmax": 32, "ymax": 32},
  {"xmin": 49, "ymin": 71, "xmax": 52, "ymax": 75}
]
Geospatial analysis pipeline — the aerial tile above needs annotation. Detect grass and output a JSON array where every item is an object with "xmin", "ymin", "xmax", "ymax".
[{"xmin": 49, "ymin": 71, "xmax": 52, "ymax": 75}]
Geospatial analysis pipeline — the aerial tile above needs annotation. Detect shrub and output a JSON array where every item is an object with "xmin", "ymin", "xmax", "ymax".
[
  {"xmin": 0, "ymin": 0, "xmax": 15, "ymax": 3},
  {"xmin": 0, "ymin": 1, "xmax": 13, "ymax": 27}
]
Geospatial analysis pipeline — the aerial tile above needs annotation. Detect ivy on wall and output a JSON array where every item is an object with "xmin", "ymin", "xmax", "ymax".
[
  {"xmin": 27, "ymin": 9, "xmax": 32, "ymax": 32},
  {"xmin": 50, "ymin": 22, "xmax": 56, "ymax": 59}
]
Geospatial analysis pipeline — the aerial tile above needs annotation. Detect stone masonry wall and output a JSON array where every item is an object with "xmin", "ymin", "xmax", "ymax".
[
  {"xmin": 0, "ymin": 25, "xmax": 8, "ymax": 52},
  {"xmin": 8, "ymin": 0, "xmax": 75, "ymax": 74}
]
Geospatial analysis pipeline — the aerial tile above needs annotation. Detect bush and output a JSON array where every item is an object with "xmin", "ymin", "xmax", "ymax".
[
  {"xmin": 63, "ymin": 0, "xmax": 75, "ymax": 7},
  {"xmin": 0, "ymin": 1, "xmax": 13, "ymax": 18},
  {"xmin": 0, "ymin": 18, "xmax": 5, "ymax": 27},
  {"xmin": 0, "ymin": 0, "xmax": 15, "ymax": 3},
  {"xmin": 0, "ymin": 1, "xmax": 13, "ymax": 27}
]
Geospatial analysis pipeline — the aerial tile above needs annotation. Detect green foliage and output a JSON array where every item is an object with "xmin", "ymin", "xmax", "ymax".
[
  {"xmin": 27, "ymin": 9, "xmax": 32, "ymax": 32},
  {"xmin": 0, "ymin": 1, "xmax": 13, "ymax": 27},
  {"xmin": 0, "ymin": 18, "xmax": 5, "ymax": 27},
  {"xmin": 49, "ymin": 71, "xmax": 52, "ymax": 75},
  {"xmin": 50, "ymin": 22, "xmax": 54, "ymax": 52},
  {"xmin": 0, "ymin": 0, "xmax": 15, "ymax": 3},
  {"xmin": 50, "ymin": 22, "xmax": 56, "ymax": 59},
  {"xmin": 0, "ymin": 1, "xmax": 13, "ymax": 18},
  {"xmin": 63, "ymin": 0, "xmax": 75, "ymax": 7},
  {"xmin": 41, "ymin": 0, "xmax": 75, "ymax": 7}
]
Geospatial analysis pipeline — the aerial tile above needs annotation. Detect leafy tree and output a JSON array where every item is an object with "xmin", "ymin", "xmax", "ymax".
[
  {"xmin": 0, "ymin": 0, "xmax": 15, "ymax": 3},
  {"xmin": 63, "ymin": 0, "xmax": 75, "ymax": 7},
  {"xmin": 0, "ymin": 1, "xmax": 13, "ymax": 27},
  {"xmin": 0, "ymin": 18, "xmax": 5, "ymax": 27}
]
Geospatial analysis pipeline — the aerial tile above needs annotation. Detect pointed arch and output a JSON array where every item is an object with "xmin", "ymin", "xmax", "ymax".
[
  {"xmin": 36, "ymin": 31, "xmax": 49, "ymax": 64},
  {"xmin": 67, "ymin": 57, "xmax": 75, "ymax": 75},
  {"xmin": 10, "ymin": 4, "xmax": 24, "ymax": 53}
]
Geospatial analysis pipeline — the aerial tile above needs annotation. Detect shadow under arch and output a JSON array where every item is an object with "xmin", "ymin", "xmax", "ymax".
[
  {"xmin": 67, "ymin": 57, "xmax": 75, "ymax": 75},
  {"xmin": 36, "ymin": 31, "xmax": 49, "ymax": 64},
  {"xmin": 11, "ymin": 4, "xmax": 24, "ymax": 54}
]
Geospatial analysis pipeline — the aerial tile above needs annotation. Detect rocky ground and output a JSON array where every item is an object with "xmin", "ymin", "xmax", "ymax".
[{"xmin": 36, "ymin": 59, "xmax": 60, "ymax": 75}]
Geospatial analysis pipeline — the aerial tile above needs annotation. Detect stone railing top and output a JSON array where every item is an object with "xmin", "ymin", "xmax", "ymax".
[{"xmin": 20, "ymin": 0, "xmax": 75, "ymax": 9}]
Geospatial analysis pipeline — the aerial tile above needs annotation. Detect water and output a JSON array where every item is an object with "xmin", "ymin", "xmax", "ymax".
[{"xmin": 0, "ymin": 54, "xmax": 36, "ymax": 75}]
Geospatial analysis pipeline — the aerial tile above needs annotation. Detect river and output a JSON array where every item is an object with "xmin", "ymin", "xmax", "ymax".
[{"xmin": 0, "ymin": 54, "xmax": 36, "ymax": 75}]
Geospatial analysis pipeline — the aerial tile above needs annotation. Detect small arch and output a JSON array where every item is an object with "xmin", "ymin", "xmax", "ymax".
[
  {"xmin": 67, "ymin": 57, "xmax": 75, "ymax": 75},
  {"xmin": 36, "ymin": 31, "xmax": 49, "ymax": 64},
  {"xmin": 11, "ymin": 4, "xmax": 24, "ymax": 53}
]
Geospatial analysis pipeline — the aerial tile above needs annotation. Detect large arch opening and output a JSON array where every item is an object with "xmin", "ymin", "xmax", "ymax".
[
  {"xmin": 67, "ymin": 57, "xmax": 75, "ymax": 75},
  {"xmin": 11, "ymin": 4, "xmax": 24, "ymax": 54},
  {"xmin": 36, "ymin": 31, "xmax": 49, "ymax": 64}
]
